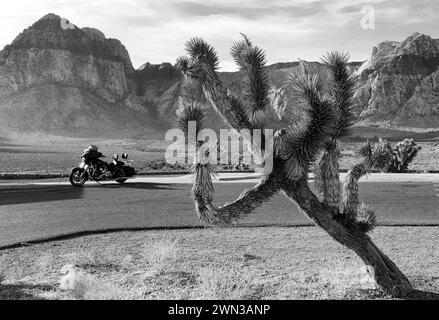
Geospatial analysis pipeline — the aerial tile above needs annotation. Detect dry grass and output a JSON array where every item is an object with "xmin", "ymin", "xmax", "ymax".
[
  {"xmin": 142, "ymin": 237, "xmax": 180, "ymax": 275},
  {"xmin": 60, "ymin": 270, "xmax": 138, "ymax": 300},
  {"xmin": 0, "ymin": 264, "xmax": 6, "ymax": 284},
  {"xmin": 0, "ymin": 226, "xmax": 437, "ymax": 300},
  {"xmin": 192, "ymin": 266, "xmax": 256, "ymax": 300}
]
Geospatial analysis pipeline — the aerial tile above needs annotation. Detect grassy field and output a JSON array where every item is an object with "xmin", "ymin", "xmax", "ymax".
[
  {"xmin": 1, "ymin": 137, "xmax": 438, "ymax": 173},
  {"xmin": 0, "ymin": 226, "xmax": 437, "ymax": 300}
]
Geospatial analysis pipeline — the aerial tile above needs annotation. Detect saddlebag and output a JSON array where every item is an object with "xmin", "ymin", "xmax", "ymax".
[{"xmin": 122, "ymin": 166, "xmax": 136, "ymax": 177}]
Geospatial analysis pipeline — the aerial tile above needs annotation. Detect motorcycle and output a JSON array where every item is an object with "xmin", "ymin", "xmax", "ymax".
[{"xmin": 69, "ymin": 152, "xmax": 136, "ymax": 187}]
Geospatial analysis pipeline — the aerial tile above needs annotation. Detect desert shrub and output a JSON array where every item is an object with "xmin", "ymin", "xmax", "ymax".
[
  {"xmin": 374, "ymin": 138, "xmax": 421, "ymax": 173},
  {"xmin": 143, "ymin": 160, "xmax": 188, "ymax": 172},
  {"xmin": 388, "ymin": 138, "xmax": 421, "ymax": 173}
]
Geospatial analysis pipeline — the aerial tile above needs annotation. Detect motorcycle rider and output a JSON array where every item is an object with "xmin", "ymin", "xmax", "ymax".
[
  {"xmin": 81, "ymin": 145, "xmax": 107, "ymax": 179},
  {"xmin": 70, "ymin": 147, "xmax": 135, "ymax": 186}
]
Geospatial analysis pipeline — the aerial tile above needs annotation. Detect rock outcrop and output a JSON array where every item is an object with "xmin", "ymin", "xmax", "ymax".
[
  {"xmin": 354, "ymin": 32, "xmax": 439, "ymax": 128},
  {"xmin": 0, "ymin": 13, "xmax": 154, "ymax": 136}
]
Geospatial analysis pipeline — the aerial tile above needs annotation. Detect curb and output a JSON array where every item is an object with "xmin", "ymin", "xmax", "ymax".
[
  {"xmin": 1, "ymin": 223, "xmax": 437, "ymax": 251},
  {"xmin": 217, "ymin": 175, "xmax": 262, "ymax": 181},
  {"xmin": 0, "ymin": 173, "xmax": 70, "ymax": 180}
]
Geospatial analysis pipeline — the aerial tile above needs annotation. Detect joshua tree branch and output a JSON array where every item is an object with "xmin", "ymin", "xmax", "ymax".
[
  {"xmin": 192, "ymin": 164, "xmax": 281, "ymax": 226},
  {"xmin": 201, "ymin": 69, "xmax": 254, "ymax": 131},
  {"xmin": 342, "ymin": 159, "xmax": 371, "ymax": 217},
  {"xmin": 231, "ymin": 34, "xmax": 270, "ymax": 129},
  {"xmin": 315, "ymin": 140, "xmax": 342, "ymax": 209}
]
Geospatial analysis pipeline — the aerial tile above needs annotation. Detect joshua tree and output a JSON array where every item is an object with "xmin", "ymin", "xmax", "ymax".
[
  {"xmin": 175, "ymin": 35, "xmax": 414, "ymax": 297},
  {"xmin": 379, "ymin": 138, "xmax": 421, "ymax": 173}
]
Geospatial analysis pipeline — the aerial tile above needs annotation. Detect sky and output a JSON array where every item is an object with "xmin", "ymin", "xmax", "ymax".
[{"xmin": 0, "ymin": 0, "xmax": 438, "ymax": 71}]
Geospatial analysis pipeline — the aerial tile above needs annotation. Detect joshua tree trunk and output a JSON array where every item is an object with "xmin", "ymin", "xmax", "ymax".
[{"xmin": 279, "ymin": 175, "xmax": 413, "ymax": 297}]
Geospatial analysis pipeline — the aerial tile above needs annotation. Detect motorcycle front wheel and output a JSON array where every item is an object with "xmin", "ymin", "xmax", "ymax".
[{"xmin": 69, "ymin": 168, "xmax": 88, "ymax": 187}]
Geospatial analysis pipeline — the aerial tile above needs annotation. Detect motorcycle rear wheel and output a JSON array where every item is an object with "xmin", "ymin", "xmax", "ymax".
[{"xmin": 69, "ymin": 168, "xmax": 88, "ymax": 187}]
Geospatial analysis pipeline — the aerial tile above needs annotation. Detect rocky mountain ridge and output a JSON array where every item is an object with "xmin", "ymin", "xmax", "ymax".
[
  {"xmin": 354, "ymin": 32, "xmax": 439, "ymax": 128},
  {"xmin": 0, "ymin": 14, "xmax": 438, "ymax": 139}
]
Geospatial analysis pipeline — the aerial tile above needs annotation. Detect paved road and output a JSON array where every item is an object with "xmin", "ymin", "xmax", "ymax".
[{"xmin": 0, "ymin": 174, "xmax": 438, "ymax": 247}]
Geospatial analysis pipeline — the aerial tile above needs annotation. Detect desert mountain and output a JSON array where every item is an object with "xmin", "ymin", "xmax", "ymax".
[
  {"xmin": 354, "ymin": 32, "xmax": 439, "ymax": 129},
  {"xmin": 0, "ymin": 14, "xmax": 438, "ymax": 139},
  {"xmin": 0, "ymin": 14, "xmax": 160, "ymax": 138}
]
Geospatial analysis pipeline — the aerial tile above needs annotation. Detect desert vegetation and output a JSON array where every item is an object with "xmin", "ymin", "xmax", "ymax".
[
  {"xmin": 173, "ymin": 35, "xmax": 427, "ymax": 297},
  {"xmin": 378, "ymin": 138, "xmax": 422, "ymax": 173}
]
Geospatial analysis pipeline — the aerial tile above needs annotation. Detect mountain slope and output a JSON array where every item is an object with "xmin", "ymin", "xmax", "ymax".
[
  {"xmin": 0, "ymin": 14, "xmax": 161, "ymax": 138},
  {"xmin": 354, "ymin": 32, "xmax": 439, "ymax": 128}
]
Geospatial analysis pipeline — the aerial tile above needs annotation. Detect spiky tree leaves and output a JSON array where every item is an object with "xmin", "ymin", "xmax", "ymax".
[
  {"xmin": 176, "ymin": 99, "xmax": 207, "ymax": 137},
  {"xmin": 321, "ymin": 51, "xmax": 356, "ymax": 139},
  {"xmin": 282, "ymin": 75, "xmax": 334, "ymax": 180},
  {"xmin": 177, "ymin": 38, "xmax": 252, "ymax": 132},
  {"xmin": 231, "ymin": 34, "xmax": 270, "ymax": 128},
  {"xmin": 185, "ymin": 37, "xmax": 220, "ymax": 73},
  {"xmin": 356, "ymin": 203, "xmax": 378, "ymax": 233},
  {"xmin": 175, "ymin": 56, "xmax": 192, "ymax": 77}
]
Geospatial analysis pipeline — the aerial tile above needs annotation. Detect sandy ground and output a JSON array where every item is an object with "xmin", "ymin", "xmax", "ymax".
[{"xmin": 0, "ymin": 226, "xmax": 438, "ymax": 300}]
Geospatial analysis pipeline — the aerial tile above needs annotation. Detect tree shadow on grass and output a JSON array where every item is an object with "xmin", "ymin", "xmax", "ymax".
[
  {"xmin": 0, "ymin": 186, "xmax": 84, "ymax": 205},
  {"xmin": 405, "ymin": 289, "xmax": 439, "ymax": 300},
  {"xmin": 0, "ymin": 283, "xmax": 54, "ymax": 300},
  {"xmin": 345, "ymin": 288, "xmax": 439, "ymax": 300},
  {"xmin": 0, "ymin": 147, "xmax": 60, "ymax": 154}
]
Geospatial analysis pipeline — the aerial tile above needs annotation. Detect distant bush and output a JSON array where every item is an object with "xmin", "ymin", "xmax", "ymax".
[
  {"xmin": 143, "ymin": 160, "xmax": 188, "ymax": 172},
  {"xmin": 378, "ymin": 138, "xmax": 421, "ymax": 173}
]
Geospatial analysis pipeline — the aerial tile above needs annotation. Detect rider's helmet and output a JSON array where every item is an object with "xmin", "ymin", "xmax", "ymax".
[
  {"xmin": 112, "ymin": 154, "xmax": 119, "ymax": 161},
  {"xmin": 84, "ymin": 145, "xmax": 99, "ymax": 154},
  {"xmin": 121, "ymin": 153, "xmax": 128, "ymax": 160}
]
